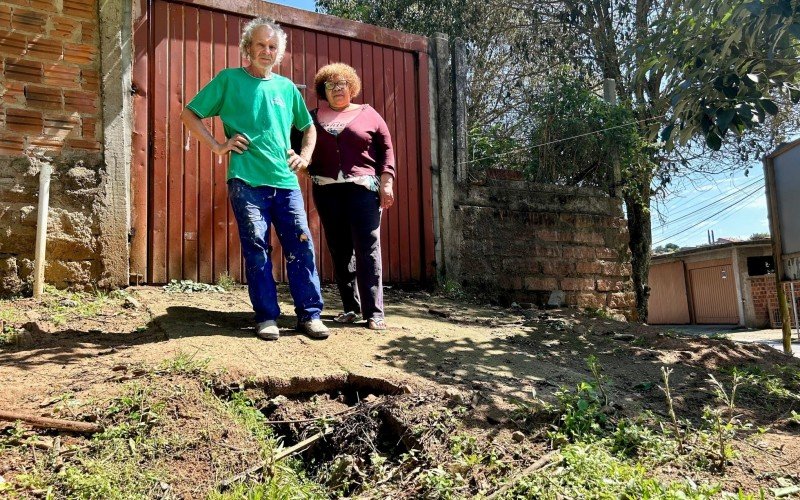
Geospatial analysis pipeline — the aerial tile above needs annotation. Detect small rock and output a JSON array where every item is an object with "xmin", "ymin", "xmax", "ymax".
[
  {"xmin": 547, "ymin": 290, "xmax": 565, "ymax": 308},
  {"xmin": 159, "ymin": 482, "xmax": 170, "ymax": 491},
  {"xmin": 486, "ymin": 412, "xmax": 508, "ymax": 425},
  {"xmin": 363, "ymin": 362, "xmax": 373, "ymax": 368},
  {"xmin": 511, "ymin": 431, "xmax": 525, "ymax": 443},
  {"xmin": 444, "ymin": 388, "xmax": 464, "ymax": 403},
  {"xmin": 510, "ymin": 302, "xmax": 520, "ymax": 309},
  {"xmin": 111, "ymin": 364, "xmax": 127, "ymax": 372},
  {"xmin": 612, "ymin": 333, "xmax": 635, "ymax": 341},
  {"xmin": 60, "ymin": 299, "xmax": 78, "ymax": 308},
  {"xmin": 123, "ymin": 296, "xmax": 142, "ymax": 309},
  {"xmin": 270, "ymin": 395, "xmax": 289, "ymax": 406},
  {"xmin": 428, "ymin": 307, "xmax": 451, "ymax": 318},
  {"xmin": 364, "ymin": 394, "xmax": 379, "ymax": 404}
]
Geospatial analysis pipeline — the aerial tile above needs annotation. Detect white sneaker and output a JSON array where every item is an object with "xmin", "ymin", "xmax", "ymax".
[
  {"xmin": 256, "ymin": 320, "xmax": 279, "ymax": 341},
  {"xmin": 297, "ymin": 319, "xmax": 329, "ymax": 339}
]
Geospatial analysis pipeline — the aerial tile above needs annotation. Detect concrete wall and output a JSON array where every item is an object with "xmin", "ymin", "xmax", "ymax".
[
  {"xmin": 0, "ymin": 0, "xmax": 131, "ymax": 296},
  {"xmin": 453, "ymin": 177, "xmax": 635, "ymax": 316}
]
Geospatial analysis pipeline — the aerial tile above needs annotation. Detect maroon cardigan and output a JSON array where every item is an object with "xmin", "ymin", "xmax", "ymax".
[{"xmin": 308, "ymin": 105, "xmax": 396, "ymax": 180}]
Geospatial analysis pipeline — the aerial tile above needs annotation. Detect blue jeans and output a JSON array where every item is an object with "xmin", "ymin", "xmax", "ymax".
[{"xmin": 228, "ymin": 179, "xmax": 324, "ymax": 323}]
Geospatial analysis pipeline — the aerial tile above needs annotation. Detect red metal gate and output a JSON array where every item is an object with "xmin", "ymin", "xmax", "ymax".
[{"xmin": 130, "ymin": 0, "xmax": 435, "ymax": 285}]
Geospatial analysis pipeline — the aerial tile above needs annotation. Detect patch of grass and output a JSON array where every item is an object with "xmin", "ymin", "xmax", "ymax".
[
  {"xmin": 40, "ymin": 285, "xmax": 118, "ymax": 326},
  {"xmin": 158, "ymin": 350, "xmax": 210, "ymax": 376},
  {"xmin": 216, "ymin": 272, "xmax": 237, "ymax": 291},
  {"xmin": 163, "ymin": 279, "xmax": 227, "ymax": 293},
  {"xmin": 436, "ymin": 279, "xmax": 467, "ymax": 300},
  {"xmin": 584, "ymin": 306, "xmax": 613, "ymax": 320},
  {"xmin": 508, "ymin": 443, "xmax": 727, "ymax": 499}
]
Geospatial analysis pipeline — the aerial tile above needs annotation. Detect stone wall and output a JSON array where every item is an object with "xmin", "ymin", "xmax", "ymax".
[
  {"xmin": 454, "ymin": 177, "xmax": 635, "ymax": 316},
  {"xmin": 0, "ymin": 0, "xmax": 110, "ymax": 296}
]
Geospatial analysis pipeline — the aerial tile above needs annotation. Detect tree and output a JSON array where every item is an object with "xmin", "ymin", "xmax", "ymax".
[{"xmin": 749, "ymin": 232, "xmax": 771, "ymax": 240}]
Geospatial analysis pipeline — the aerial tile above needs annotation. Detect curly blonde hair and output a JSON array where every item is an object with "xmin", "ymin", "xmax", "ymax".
[
  {"xmin": 313, "ymin": 63, "xmax": 362, "ymax": 101},
  {"xmin": 239, "ymin": 18, "xmax": 287, "ymax": 67}
]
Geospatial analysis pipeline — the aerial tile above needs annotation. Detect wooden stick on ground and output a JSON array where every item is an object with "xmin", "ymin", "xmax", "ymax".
[
  {"xmin": 219, "ymin": 431, "xmax": 326, "ymax": 489},
  {"xmin": 485, "ymin": 450, "xmax": 560, "ymax": 500},
  {"xmin": 0, "ymin": 410, "xmax": 103, "ymax": 434}
]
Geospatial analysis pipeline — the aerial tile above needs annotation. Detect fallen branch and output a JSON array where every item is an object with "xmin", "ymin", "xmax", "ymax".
[
  {"xmin": 260, "ymin": 406, "xmax": 357, "ymax": 425},
  {"xmin": 485, "ymin": 450, "xmax": 560, "ymax": 500},
  {"xmin": 219, "ymin": 431, "xmax": 327, "ymax": 489},
  {"xmin": 0, "ymin": 410, "xmax": 102, "ymax": 434}
]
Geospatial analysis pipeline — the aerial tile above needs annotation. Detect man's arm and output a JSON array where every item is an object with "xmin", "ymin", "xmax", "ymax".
[
  {"xmin": 180, "ymin": 108, "xmax": 249, "ymax": 155},
  {"xmin": 287, "ymin": 125, "xmax": 316, "ymax": 172}
]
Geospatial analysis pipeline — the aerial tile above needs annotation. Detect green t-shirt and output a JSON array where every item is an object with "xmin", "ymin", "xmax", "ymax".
[{"xmin": 186, "ymin": 68, "xmax": 312, "ymax": 189}]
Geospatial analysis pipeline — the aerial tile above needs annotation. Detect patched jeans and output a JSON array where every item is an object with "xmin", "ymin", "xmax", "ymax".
[{"xmin": 228, "ymin": 179, "xmax": 324, "ymax": 323}]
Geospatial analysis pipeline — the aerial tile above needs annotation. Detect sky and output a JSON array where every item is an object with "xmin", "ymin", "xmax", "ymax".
[{"xmin": 273, "ymin": 0, "xmax": 787, "ymax": 249}]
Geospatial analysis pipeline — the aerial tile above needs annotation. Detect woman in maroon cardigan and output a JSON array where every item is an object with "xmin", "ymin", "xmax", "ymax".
[{"xmin": 308, "ymin": 63, "xmax": 396, "ymax": 330}]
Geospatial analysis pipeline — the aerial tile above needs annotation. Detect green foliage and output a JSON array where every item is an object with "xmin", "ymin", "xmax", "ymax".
[
  {"xmin": 508, "ymin": 443, "xmax": 723, "ymax": 499},
  {"xmin": 749, "ymin": 232, "xmax": 770, "ymax": 240},
  {"xmin": 652, "ymin": 0, "xmax": 800, "ymax": 150},
  {"xmin": 158, "ymin": 351, "xmax": 210, "ymax": 376},
  {"xmin": 39, "ymin": 285, "xmax": 118, "ymax": 325},
  {"xmin": 549, "ymin": 380, "xmax": 610, "ymax": 444},
  {"xmin": 524, "ymin": 75, "xmax": 647, "ymax": 189},
  {"xmin": 163, "ymin": 279, "xmax": 227, "ymax": 293},
  {"xmin": 216, "ymin": 272, "xmax": 237, "ymax": 291}
]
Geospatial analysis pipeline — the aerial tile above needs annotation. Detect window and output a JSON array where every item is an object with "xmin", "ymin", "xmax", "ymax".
[{"xmin": 747, "ymin": 256, "xmax": 775, "ymax": 276}]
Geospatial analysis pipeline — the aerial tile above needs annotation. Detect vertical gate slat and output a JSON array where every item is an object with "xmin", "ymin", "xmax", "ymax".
[
  {"xmin": 403, "ymin": 52, "xmax": 421, "ymax": 281},
  {"xmin": 150, "ymin": 0, "xmax": 169, "ymax": 284},
  {"xmin": 182, "ymin": 6, "xmax": 199, "ymax": 281},
  {"xmin": 370, "ymin": 45, "xmax": 389, "ymax": 281},
  {"xmin": 130, "ymin": 1, "xmax": 149, "ymax": 281},
  {"xmin": 211, "ymin": 11, "xmax": 228, "ymax": 282},
  {"xmin": 196, "ymin": 8, "xmax": 214, "ymax": 284},
  {"xmin": 382, "ymin": 47, "xmax": 400, "ymax": 282},
  {"xmin": 417, "ymin": 51, "xmax": 435, "ymax": 280},
  {"xmin": 226, "ymin": 14, "xmax": 243, "ymax": 283},
  {"xmin": 167, "ymin": 3, "xmax": 185, "ymax": 281},
  {"xmin": 393, "ymin": 49, "xmax": 411, "ymax": 281}
]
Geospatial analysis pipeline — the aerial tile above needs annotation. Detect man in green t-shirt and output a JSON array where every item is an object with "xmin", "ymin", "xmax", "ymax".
[{"xmin": 181, "ymin": 18, "xmax": 329, "ymax": 341}]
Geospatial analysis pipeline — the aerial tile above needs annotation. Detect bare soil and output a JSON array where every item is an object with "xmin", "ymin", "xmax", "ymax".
[{"xmin": 1, "ymin": 285, "xmax": 799, "ymax": 498}]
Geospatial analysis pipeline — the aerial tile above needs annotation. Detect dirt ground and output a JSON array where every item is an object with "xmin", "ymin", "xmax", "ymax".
[{"xmin": 1, "ymin": 284, "xmax": 800, "ymax": 498}]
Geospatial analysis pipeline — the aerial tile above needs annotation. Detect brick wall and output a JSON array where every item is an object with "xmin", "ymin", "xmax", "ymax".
[
  {"xmin": 0, "ymin": 0, "xmax": 100, "ymax": 154},
  {"xmin": 748, "ymin": 275, "xmax": 800, "ymax": 327},
  {"xmin": 0, "ymin": 0, "xmax": 103, "ymax": 296},
  {"xmin": 455, "ymin": 178, "xmax": 635, "ymax": 317}
]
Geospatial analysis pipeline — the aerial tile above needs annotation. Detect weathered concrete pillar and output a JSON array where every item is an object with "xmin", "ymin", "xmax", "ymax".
[
  {"xmin": 453, "ymin": 38, "xmax": 468, "ymax": 182},
  {"xmin": 98, "ymin": 1, "xmax": 134, "ymax": 287},
  {"xmin": 430, "ymin": 34, "xmax": 461, "ymax": 284}
]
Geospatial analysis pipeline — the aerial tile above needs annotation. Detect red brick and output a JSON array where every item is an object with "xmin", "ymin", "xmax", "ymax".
[
  {"xmin": 43, "ymin": 114, "xmax": 79, "ymax": 137},
  {"xmin": 25, "ymin": 84, "xmax": 62, "ymax": 110},
  {"xmin": 596, "ymin": 279, "xmax": 625, "ymax": 292},
  {"xmin": 0, "ymin": 132, "xmax": 24, "ymax": 155},
  {"xmin": 575, "ymin": 292, "xmax": 606, "ymax": 309},
  {"xmin": 596, "ymin": 247, "xmax": 619, "ymax": 259},
  {"xmin": 80, "ymin": 116, "xmax": 95, "ymax": 139},
  {"xmin": 0, "ymin": 5, "xmax": 11, "ymax": 30},
  {"xmin": 524, "ymin": 277, "xmax": 559, "ymax": 290},
  {"xmin": 63, "ymin": 42, "xmax": 95, "ymax": 65},
  {"xmin": 30, "ymin": 0, "xmax": 55, "ymax": 10},
  {"xmin": 63, "ymin": 0, "xmax": 95, "ymax": 20},
  {"xmin": 562, "ymin": 246, "xmax": 595, "ymax": 260},
  {"xmin": 27, "ymin": 37, "xmax": 62, "ymax": 61},
  {"xmin": 50, "ymin": 16, "xmax": 81, "ymax": 41},
  {"xmin": 11, "ymin": 8, "xmax": 46, "ymax": 34},
  {"xmin": 0, "ymin": 29, "xmax": 28, "ymax": 58},
  {"xmin": 0, "ymin": 81, "xmax": 26, "ymax": 105},
  {"xmin": 43, "ymin": 63, "xmax": 80, "ymax": 87},
  {"xmin": 64, "ymin": 137, "xmax": 100, "ymax": 151},
  {"xmin": 4, "ymin": 58, "xmax": 42, "ymax": 83},
  {"xmin": 3, "ymin": 0, "xmax": 30, "ymax": 7},
  {"xmin": 80, "ymin": 68, "xmax": 98, "ymax": 91},
  {"xmin": 542, "ymin": 260, "xmax": 573, "ymax": 276},
  {"xmin": 607, "ymin": 292, "xmax": 635, "ymax": 309},
  {"xmin": 576, "ymin": 261, "xmax": 603, "ymax": 274},
  {"xmin": 63, "ymin": 89, "xmax": 95, "ymax": 114},
  {"xmin": 573, "ymin": 231, "xmax": 604, "ymax": 245},
  {"xmin": 561, "ymin": 278, "xmax": 595, "ymax": 291},
  {"xmin": 79, "ymin": 21, "xmax": 95, "ymax": 44},
  {"xmin": 538, "ymin": 229, "xmax": 561, "ymax": 242},
  {"xmin": 27, "ymin": 134, "xmax": 63, "ymax": 151},
  {"xmin": 5, "ymin": 107, "xmax": 42, "ymax": 134}
]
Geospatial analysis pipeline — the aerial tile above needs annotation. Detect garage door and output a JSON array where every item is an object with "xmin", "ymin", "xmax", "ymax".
[{"xmin": 688, "ymin": 263, "xmax": 739, "ymax": 324}]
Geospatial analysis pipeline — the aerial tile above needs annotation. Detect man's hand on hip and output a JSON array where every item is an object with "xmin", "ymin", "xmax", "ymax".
[{"xmin": 216, "ymin": 134, "xmax": 249, "ymax": 155}]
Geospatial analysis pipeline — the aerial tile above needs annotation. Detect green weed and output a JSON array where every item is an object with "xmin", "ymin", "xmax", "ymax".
[
  {"xmin": 158, "ymin": 351, "xmax": 210, "ymax": 376},
  {"xmin": 216, "ymin": 272, "xmax": 237, "ymax": 291}
]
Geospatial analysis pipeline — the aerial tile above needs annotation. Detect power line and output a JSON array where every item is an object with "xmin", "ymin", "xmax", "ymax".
[
  {"xmin": 655, "ymin": 175, "xmax": 764, "ymax": 220},
  {"xmin": 669, "ymin": 194, "xmax": 765, "ymax": 247},
  {"xmin": 652, "ymin": 183, "xmax": 765, "ymax": 245},
  {"xmin": 653, "ymin": 178, "xmax": 764, "ymax": 229},
  {"xmin": 462, "ymin": 114, "xmax": 666, "ymax": 166}
]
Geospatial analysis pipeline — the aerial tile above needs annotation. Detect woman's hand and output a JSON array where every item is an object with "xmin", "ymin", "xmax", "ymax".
[
  {"xmin": 379, "ymin": 174, "xmax": 395, "ymax": 209},
  {"xmin": 215, "ymin": 134, "xmax": 249, "ymax": 155},
  {"xmin": 287, "ymin": 149, "xmax": 310, "ymax": 173}
]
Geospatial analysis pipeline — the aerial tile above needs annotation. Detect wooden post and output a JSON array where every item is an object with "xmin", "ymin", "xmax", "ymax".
[
  {"xmin": 32, "ymin": 162, "xmax": 52, "ymax": 298},
  {"xmin": 764, "ymin": 156, "xmax": 793, "ymax": 354}
]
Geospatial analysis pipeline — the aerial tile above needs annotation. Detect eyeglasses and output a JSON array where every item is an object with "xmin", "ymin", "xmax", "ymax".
[{"xmin": 324, "ymin": 80, "xmax": 348, "ymax": 91}]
